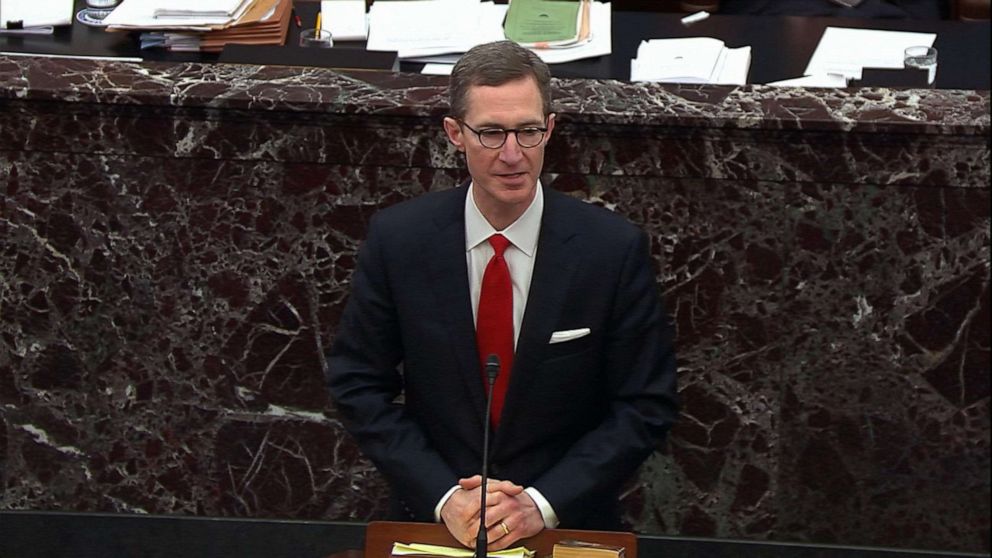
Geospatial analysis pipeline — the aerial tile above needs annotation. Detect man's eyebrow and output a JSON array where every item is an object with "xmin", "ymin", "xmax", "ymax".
[{"xmin": 474, "ymin": 119, "xmax": 546, "ymax": 129}]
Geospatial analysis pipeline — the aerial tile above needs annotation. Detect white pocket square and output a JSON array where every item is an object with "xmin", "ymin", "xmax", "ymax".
[{"xmin": 549, "ymin": 328, "xmax": 591, "ymax": 344}]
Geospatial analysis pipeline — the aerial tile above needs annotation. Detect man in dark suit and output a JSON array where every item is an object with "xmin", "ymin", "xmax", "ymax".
[
  {"xmin": 717, "ymin": 0, "xmax": 948, "ymax": 18},
  {"xmin": 326, "ymin": 40, "xmax": 678, "ymax": 550}
]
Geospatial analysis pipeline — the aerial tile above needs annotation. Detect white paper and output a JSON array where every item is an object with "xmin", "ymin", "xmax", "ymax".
[
  {"xmin": 421, "ymin": 63, "xmax": 455, "ymax": 75},
  {"xmin": 631, "ymin": 37, "xmax": 723, "ymax": 82},
  {"xmin": 406, "ymin": 53, "xmax": 461, "ymax": 64},
  {"xmin": 153, "ymin": 0, "xmax": 249, "ymax": 18},
  {"xmin": 0, "ymin": 0, "xmax": 72, "ymax": 28},
  {"xmin": 805, "ymin": 27, "xmax": 936, "ymax": 78},
  {"xmin": 104, "ymin": 0, "xmax": 250, "ymax": 29},
  {"xmin": 367, "ymin": 0, "xmax": 502, "ymax": 58},
  {"xmin": 712, "ymin": 45, "xmax": 750, "ymax": 85},
  {"xmin": 320, "ymin": 0, "xmax": 367, "ymax": 41},
  {"xmin": 0, "ymin": 26, "xmax": 53, "ymax": 34},
  {"xmin": 0, "ymin": 50, "xmax": 143, "ymax": 62},
  {"xmin": 766, "ymin": 74, "xmax": 850, "ymax": 87}
]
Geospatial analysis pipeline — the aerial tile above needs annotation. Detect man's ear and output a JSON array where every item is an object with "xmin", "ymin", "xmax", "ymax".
[
  {"xmin": 544, "ymin": 113, "xmax": 556, "ymax": 143},
  {"xmin": 443, "ymin": 117, "xmax": 465, "ymax": 152}
]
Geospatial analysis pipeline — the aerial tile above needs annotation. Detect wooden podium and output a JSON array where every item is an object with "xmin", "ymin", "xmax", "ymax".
[{"xmin": 363, "ymin": 521, "xmax": 637, "ymax": 558}]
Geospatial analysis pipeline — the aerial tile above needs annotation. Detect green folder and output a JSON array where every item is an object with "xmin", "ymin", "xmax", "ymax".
[{"xmin": 504, "ymin": 0, "xmax": 581, "ymax": 46}]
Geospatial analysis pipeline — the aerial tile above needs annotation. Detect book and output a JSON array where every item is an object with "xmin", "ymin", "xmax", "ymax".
[
  {"xmin": 503, "ymin": 0, "xmax": 591, "ymax": 49},
  {"xmin": 629, "ymin": 37, "xmax": 751, "ymax": 85},
  {"xmin": 552, "ymin": 540, "xmax": 625, "ymax": 558}
]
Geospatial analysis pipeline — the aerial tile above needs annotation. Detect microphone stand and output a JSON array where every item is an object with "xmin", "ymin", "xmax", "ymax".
[{"xmin": 476, "ymin": 354, "xmax": 500, "ymax": 558}]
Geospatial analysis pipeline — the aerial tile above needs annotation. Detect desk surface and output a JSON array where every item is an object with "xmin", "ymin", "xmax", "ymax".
[{"xmin": 1, "ymin": 1, "xmax": 989, "ymax": 89}]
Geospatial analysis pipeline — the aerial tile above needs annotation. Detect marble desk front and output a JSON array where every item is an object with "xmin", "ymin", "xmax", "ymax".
[{"xmin": 0, "ymin": 54, "xmax": 988, "ymax": 554}]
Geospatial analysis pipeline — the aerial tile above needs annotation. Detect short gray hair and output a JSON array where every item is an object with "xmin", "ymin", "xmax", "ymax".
[{"xmin": 448, "ymin": 40, "xmax": 552, "ymax": 119}]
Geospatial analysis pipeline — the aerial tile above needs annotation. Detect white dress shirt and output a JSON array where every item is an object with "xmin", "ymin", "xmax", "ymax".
[{"xmin": 433, "ymin": 181, "xmax": 560, "ymax": 529}]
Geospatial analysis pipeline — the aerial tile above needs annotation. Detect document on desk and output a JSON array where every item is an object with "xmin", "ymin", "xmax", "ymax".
[
  {"xmin": 0, "ymin": 0, "xmax": 73, "ymax": 33},
  {"xmin": 370, "ymin": 0, "xmax": 609, "ymax": 63},
  {"xmin": 320, "ymin": 0, "xmax": 368, "ymax": 41},
  {"xmin": 630, "ymin": 37, "xmax": 751, "ymax": 84},
  {"xmin": 391, "ymin": 542, "xmax": 534, "ymax": 557},
  {"xmin": 805, "ymin": 27, "xmax": 936, "ymax": 80},
  {"xmin": 367, "ymin": 0, "xmax": 503, "ymax": 58},
  {"xmin": 103, "ymin": 0, "xmax": 252, "ymax": 29},
  {"xmin": 153, "ymin": 0, "xmax": 250, "ymax": 19},
  {"xmin": 421, "ymin": 63, "xmax": 455, "ymax": 75},
  {"xmin": 766, "ymin": 73, "xmax": 849, "ymax": 88},
  {"xmin": 527, "ymin": 1, "xmax": 610, "ymax": 64}
]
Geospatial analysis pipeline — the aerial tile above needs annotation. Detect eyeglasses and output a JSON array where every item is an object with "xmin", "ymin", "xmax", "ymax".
[{"xmin": 457, "ymin": 119, "xmax": 549, "ymax": 149}]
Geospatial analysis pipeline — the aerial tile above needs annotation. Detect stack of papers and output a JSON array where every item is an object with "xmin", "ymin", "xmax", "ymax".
[
  {"xmin": 367, "ymin": 0, "xmax": 505, "ymax": 58},
  {"xmin": 187, "ymin": 0, "xmax": 290, "ymax": 52},
  {"xmin": 110, "ymin": 0, "xmax": 291, "ymax": 53},
  {"xmin": 369, "ymin": 0, "xmax": 610, "ymax": 66},
  {"xmin": 104, "ymin": 0, "xmax": 253, "ymax": 29},
  {"xmin": 803, "ymin": 27, "xmax": 936, "ymax": 81},
  {"xmin": 767, "ymin": 26, "xmax": 936, "ymax": 86},
  {"xmin": 153, "ymin": 0, "xmax": 251, "ymax": 19},
  {"xmin": 0, "ymin": 0, "xmax": 73, "ymax": 34},
  {"xmin": 630, "ymin": 38, "xmax": 751, "ymax": 84}
]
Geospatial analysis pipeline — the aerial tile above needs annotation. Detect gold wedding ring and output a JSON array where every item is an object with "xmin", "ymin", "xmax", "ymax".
[{"xmin": 499, "ymin": 521, "xmax": 511, "ymax": 536}]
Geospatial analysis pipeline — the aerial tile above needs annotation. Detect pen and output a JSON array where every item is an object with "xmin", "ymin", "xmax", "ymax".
[
  {"xmin": 681, "ymin": 10, "xmax": 709, "ymax": 26},
  {"xmin": 315, "ymin": 12, "xmax": 321, "ymax": 38},
  {"xmin": 292, "ymin": 9, "xmax": 301, "ymax": 28}
]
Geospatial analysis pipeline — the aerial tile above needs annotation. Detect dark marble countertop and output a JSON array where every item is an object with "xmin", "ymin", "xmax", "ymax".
[{"xmin": 0, "ymin": 56, "xmax": 988, "ymax": 135}]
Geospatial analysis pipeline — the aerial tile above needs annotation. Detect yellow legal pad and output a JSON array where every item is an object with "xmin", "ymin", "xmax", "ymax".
[{"xmin": 391, "ymin": 542, "xmax": 535, "ymax": 557}]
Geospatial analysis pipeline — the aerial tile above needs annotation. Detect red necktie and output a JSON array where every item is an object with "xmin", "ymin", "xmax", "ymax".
[{"xmin": 476, "ymin": 234, "xmax": 514, "ymax": 427}]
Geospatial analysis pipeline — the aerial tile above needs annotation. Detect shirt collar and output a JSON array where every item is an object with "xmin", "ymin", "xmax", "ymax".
[{"xmin": 465, "ymin": 181, "xmax": 543, "ymax": 257}]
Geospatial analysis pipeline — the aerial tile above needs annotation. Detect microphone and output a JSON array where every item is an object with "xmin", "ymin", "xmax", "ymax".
[{"xmin": 476, "ymin": 354, "xmax": 501, "ymax": 558}]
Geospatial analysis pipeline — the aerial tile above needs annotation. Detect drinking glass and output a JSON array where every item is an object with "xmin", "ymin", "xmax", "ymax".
[
  {"xmin": 904, "ymin": 46, "xmax": 937, "ymax": 87},
  {"xmin": 300, "ymin": 28, "xmax": 333, "ymax": 48}
]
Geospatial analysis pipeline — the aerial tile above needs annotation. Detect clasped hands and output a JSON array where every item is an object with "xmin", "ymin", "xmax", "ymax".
[{"xmin": 440, "ymin": 475, "xmax": 545, "ymax": 550}]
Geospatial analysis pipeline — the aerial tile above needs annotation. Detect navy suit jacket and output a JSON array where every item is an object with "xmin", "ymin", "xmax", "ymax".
[
  {"xmin": 326, "ymin": 184, "xmax": 678, "ymax": 529},
  {"xmin": 718, "ymin": 0, "xmax": 947, "ymax": 18}
]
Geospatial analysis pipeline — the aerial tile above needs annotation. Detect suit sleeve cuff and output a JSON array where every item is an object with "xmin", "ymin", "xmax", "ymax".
[
  {"xmin": 524, "ymin": 487, "xmax": 560, "ymax": 528},
  {"xmin": 434, "ymin": 485, "xmax": 461, "ymax": 522}
]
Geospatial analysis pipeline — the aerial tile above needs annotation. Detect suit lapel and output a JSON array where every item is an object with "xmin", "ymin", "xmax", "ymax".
[
  {"xmin": 425, "ymin": 185, "xmax": 489, "ymax": 421},
  {"xmin": 498, "ymin": 189, "xmax": 583, "ymax": 435}
]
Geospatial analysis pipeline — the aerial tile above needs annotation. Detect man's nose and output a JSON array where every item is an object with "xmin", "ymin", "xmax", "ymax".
[{"xmin": 498, "ymin": 133, "xmax": 524, "ymax": 163}]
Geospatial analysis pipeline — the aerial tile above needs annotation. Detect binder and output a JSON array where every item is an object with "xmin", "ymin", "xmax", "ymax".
[{"xmin": 503, "ymin": 0, "xmax": 591, "ymax": 49}]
